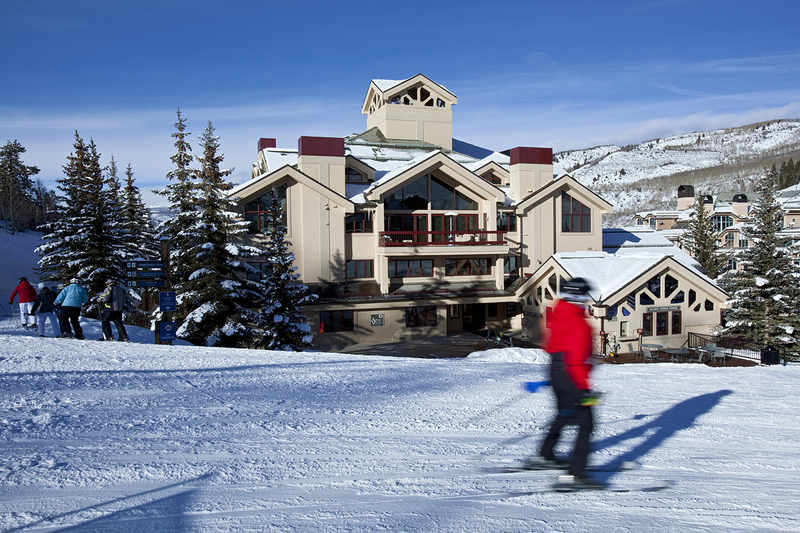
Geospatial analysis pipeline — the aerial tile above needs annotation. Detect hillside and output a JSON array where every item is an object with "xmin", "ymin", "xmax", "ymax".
[{"xmin": 554, "ymin": 119, "xmax": 800, "ymax": 227}]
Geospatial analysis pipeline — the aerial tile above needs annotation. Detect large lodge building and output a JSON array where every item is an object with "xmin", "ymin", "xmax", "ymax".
[{"xmin": 228, "ymin": 74, "xmax": 727, "ymax": 352}]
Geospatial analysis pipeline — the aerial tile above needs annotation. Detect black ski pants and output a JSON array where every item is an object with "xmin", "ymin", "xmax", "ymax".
[
  {"xmin": 60, "ymin": 306, "xmax": 84, "ymax": 339},
  {"xmin": 101, "ymin": 309, "xmax": 128, "ymax": 340},
  {"xmin": 539, "ymin": 352, "xmax": 594, "ymax": 478}
]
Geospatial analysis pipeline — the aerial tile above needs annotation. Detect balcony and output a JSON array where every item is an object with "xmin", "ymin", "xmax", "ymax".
[{"xmin": 378, "ymin": 231, "xmax": 508, "ymax": 255}]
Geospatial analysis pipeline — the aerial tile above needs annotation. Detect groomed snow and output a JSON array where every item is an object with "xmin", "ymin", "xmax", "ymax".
[{"xmin": 1, "ymin": 322, "xmax": 799, "ymax": 532}]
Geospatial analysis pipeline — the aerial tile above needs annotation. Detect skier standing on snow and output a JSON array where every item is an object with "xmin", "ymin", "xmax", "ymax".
[
  {"xmin": 530, "ymin": 277, "xmax": 603, "ymax": 489},
  {"xmin": 94, "ymin": 279, "xmax": 129, "ymax": 342},
  {"xmin": 30, "ymin": 283, "xmax": 61, "ymax": 338},
  {"xmin": 54, "ymin": 278, "xmax": 88, "ymax": 340},
  {"xmin": 8, "ymin": 276, "xmax": 37, "ymax": 330}
]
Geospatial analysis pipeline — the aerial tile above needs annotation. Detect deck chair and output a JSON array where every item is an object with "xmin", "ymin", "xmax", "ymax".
[
  {"xmin": 642, "ymin": 348, "xmax": 658, "ymax": 363},
  {"xmin": 627, "ymin": 342, "xmax": 643, "ymax": 360},
  {"xmin": 688, "ymin": 347, "xmax": 705, "ymax": 363},
  {"xmin": 710, "ymin": 347, "xmax": 726, "ymax": 364}
]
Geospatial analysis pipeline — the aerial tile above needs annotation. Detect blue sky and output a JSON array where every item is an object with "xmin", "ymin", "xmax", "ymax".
[{"xmin": 2, "ymin": 0, "xmax": 799, "ymax": 200}]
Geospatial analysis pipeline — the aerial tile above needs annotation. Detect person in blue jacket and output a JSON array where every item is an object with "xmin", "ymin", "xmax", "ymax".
[{"xmin": 54, "ymin": 278, "xmax": 88, "ymax": 339}]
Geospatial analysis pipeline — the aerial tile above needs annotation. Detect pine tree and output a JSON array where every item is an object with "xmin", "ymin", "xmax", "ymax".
[
  {"xmin": 718, "ymin": 166, "xmax": 800, "ymax": 349},
  {"xmin": 254, "ymin": 189, "xmax": 317, "ymax": 351},
  {"xmin": 121, "ymin": 162, "xmax": 156, "ymax": 257},
  {"xmin": 173, "ymin": 121, "xmax": 267, "ymax": 347},
  {"xmin": 681, "ymin": 194, "xmax": 726, "ymax": 278},
  {"xmin": 0, "ymin": 140, "xmax": 40, "ymax": 234},
  {"xmin": 156, "ymin": 109, "xmax": 199, "ymax": 287}
]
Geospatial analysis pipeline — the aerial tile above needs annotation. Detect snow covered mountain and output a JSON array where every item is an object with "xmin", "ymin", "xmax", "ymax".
[{"xmin": 555, "ymin": 119, "xmax": 800, "ymax": 227}]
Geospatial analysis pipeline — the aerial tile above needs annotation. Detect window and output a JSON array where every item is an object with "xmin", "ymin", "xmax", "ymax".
[
  {"xmin": 664, "ymin": 275, "xmax": 679, "ymax": 297},
  {"xmin": 319, "ymin": 310, "xmax": 354, "ymax": 333},
  {"xmin": 385, "ymin": 214, "xmax": 427, "ymax": 242},
  {"xmin": 384, "ymin": 176, "xmax": 428, "ymax": 210},
  {"xmin": 650, "ymin": 218, "xmax": 657, "ymax": 230},
  {"xmin": 345, "ymin": 211, "xmax": 373, "ymax": 233},
  {"xmin": 705, "ymin": 299, "xmax": 714, "ymax": 311},
  {"xmin": 406, "ymin": 306, "xmax": 437, "ymax": 327},
  {"xmin": 445, "ymin": 258, "xmax": 491, "ymax": 276},
  {"xmin": 656, "ymin": 312, "xmax": 668, "ymax": 336},
  {"xmin": 503, "ymin": 256, "xmax": 518, "ymax": 274},
  {"xmin": 620, "ymin": 321, "xmax": 629, "ymax": 337},
  {"xmin": 725, "ymin": 233, "xmax": 735, "ymax": 248},
  {"xmin": 712, "ymin": 215, "xmax": 733, "ymax": 233},
  {"xmin": 431, "ymin": 177, "xmax": 477, "ymax": 210},
  {"xmin": 642, "ymin": 313, "xmax": 653, "ymax": 336},
  {"xmin": 245, "ymin": 184, "xmax": 287, "ymax": 234},
  {"xmin": 739, "ymin": 237, "xmax": 748, "ymax": 248},
  {"xmin": 497, "ymin": 212, "xmax": 517, "ymax": 232},
  {"xmin": 487, "ymin": 303, "xmax": 498, "ymax": 318},
  {"xmin": 246, "ymin": 262, "xmax": 272, "ymax": 282},
  {"xmin": 388, "ymin": 259, "xmax": 433, "ymax": 278},
  {"xmin": 346, "ymin": 260, "xmax": 373, "ymax": 279},
  {"xmin": 482, "ymin": 172, "xmax": 502, "ymax": 184},
  {"xmin": 561, "ymin": 192, "xmax": 591, "ymax": 232},
  {"xmin": 506, "ymin": 302, "xmax": 518, "ymax": 318},
  {"xmin": 672, "ymin": 311, "xmax": 682, "ymax": 335},
  {"xmin": 346, "ymin": 168, "xmax": 363, "ymax": 182}
]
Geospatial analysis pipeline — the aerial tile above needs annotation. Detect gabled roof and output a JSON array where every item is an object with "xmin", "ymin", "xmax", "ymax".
[
  {"xmin": 229, "ymin": 164, "xmax": 355, "ymax": 210},
  {"xmin": 516, "ymin": 175, "xmax": 613, "ymax": 212},
  {"xmin": 358, "ymin": 150, "xmax": 505, "ymax": 204},
  {"xmin": 362, "ymin": 74, "xmax": 458, "ymax": 115}
]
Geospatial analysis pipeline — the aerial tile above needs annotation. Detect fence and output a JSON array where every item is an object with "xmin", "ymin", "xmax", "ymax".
[{"xmin": 687, "ymin": 332, "xmax": 786, "ymax": 364}]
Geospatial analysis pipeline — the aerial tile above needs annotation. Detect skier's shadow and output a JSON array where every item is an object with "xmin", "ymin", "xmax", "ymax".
[{"xmin": 592, "ymin": 389, "xmax": 732, "ymax": 482}]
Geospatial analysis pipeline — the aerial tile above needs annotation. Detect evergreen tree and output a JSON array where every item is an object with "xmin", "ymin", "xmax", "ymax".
[
  {"xmin": 254, "ymin": 189, "xmax": 317, "ymax": 351},
  {"xmin": 682, "ymin": 194, "xmax": 726, "ymax": 278},
  {"xmin": 0, "ymin": 140, "xmax": 40, "ymax": 234},
  {"xmin": 121, "ymin": 162, "xmax": 156, "ymax": 257},
  {"xmin": 173, "ymin": 121, "xmax": 268, "ymax": 347},
  {"xmin": 718, "ymin": 166, "xmax": 800, "ymax": 349},
  {"xmin": 156, "ymin": 109, "xmax": 199, "ymax": 287}
]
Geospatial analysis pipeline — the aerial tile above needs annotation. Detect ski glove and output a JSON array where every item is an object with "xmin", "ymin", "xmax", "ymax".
[
  {"xmin": 580, "ymin": 390, "xmax": 603, "ymax": 406},
  {"xmin": 523, "ymin": 380, "xmax": 551, "ymax": 393}
]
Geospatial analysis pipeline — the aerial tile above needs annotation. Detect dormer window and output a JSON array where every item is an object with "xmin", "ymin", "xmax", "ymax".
[
  {"xmin": 561, "ymin": 192, "xmax": 591, "ymax": 233},
  {"xmin": 346, "ymin": 168, "xmax": 363, "ymax": 182}
]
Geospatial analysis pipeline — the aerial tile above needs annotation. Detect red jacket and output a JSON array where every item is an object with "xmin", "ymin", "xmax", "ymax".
[
  {"xmin": 9, "ymin": 280, "xmax": 37, "ymax": 304},
  {"xmin": 546, "ymin": 299, "xmax": 594, "ymax": 390}
]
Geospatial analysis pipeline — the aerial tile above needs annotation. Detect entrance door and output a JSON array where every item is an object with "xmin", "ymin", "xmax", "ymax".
[{"xmin": 463, "ymin": 303, "xmax": 486, "ymax": 332}]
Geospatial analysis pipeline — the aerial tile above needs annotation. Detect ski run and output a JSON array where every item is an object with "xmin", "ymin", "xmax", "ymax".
[{"xmin": 1, "ymin": 318, "xmax": 799, "ymax": 532}]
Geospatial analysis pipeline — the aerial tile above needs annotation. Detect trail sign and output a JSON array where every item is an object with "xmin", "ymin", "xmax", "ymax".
[
  {"xmin": 126, "ymin": 270, "xmax": 165, "ymax": 278},
  {"xmin": 159, "ymin": 321, "xmax": 177, "ymax": 342},
  {"xmin": 126, "ymin": 261, "xmax": 164, "ymax": 269},
  {"xmin": 126, "ymin": 280, "xmax": 166, "ymax": 288},
  {"xmin": 160, "ymin": 291, "xmax": 177, "ymax": 312}
]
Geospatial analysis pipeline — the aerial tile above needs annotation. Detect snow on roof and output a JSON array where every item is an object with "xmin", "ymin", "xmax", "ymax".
[
  {"xmin": 352, "ymin": 150, "xmax": 444, "ymax": 204},
  {"xmin": 263, "ymin": 148, "xmax": 298, "ymax": 171},
  {"xmin": 462, "ymin": 152, "xmax": 510, "ymax": 172},
  {"xmin": 372, "ymin": 79, "xmax": 406, "ymax": 92}
]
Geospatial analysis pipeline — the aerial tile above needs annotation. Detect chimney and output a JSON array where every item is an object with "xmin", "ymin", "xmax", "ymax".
[
  {"xmin": 508, "ymin": 147, "xmax": 553, "ymax": 201},
  {"xmin": 297, "ymin": 136, "xmax": 346, "ymax": 194},
  {"xmin": 257, "ymin": 138, "xmax": 276, "ymax": 152}
]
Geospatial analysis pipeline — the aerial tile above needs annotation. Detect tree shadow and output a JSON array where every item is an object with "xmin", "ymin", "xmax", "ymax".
[
  {"xmin": 591, "ymin": 389, "xmax": 733, "ymax": 482},
  {"xmin": 6, "ymin": 473, "xmax": 213, "ymax": 532}
]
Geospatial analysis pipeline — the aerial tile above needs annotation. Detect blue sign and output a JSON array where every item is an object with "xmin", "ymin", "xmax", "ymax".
[
  {"xmin": 126, "ymin": 280, "xmax": 166, "ymax": 288},
  {"xmin": 159, "ymin": 291, "xmax": 177, "ymax": 312},
  {"xmin": 159, "ymin": 321, "xmax": 177, "ymax": 342},
  {"xmin": 126, "ymin": 261, "xmax": 164, "ymax": 269},
  {"xmin": 127, "ymin": 270, "xmax": 165, "ymax": 278}
]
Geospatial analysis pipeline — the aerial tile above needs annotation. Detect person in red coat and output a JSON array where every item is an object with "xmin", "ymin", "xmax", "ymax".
[
  {"xmin": 533, "ymin": 277, "xmax": 602, "ymax": 489},
  {"xmin": 9, "ymin": 276, "xmax": 37, "ymax": 330}
]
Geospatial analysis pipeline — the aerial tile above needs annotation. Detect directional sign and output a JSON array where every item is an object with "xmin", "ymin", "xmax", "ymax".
[
  {"xmin": 126, "ymin": 261, "xmax": 164, "ymax": 269},
  {"xmin": 159, "ymin": 291, "xmax": 177, "ymax": 313},
  {"xmin": 126, "ymin": 280, "xmax": 166, "ymax": 288},
  {"xmin": 126, "ymin": 270, "xmax": 165, "ymax": 278},
  {"xmin": 159, "ymin": 321, "xmax": 177, "ymax": 342}
]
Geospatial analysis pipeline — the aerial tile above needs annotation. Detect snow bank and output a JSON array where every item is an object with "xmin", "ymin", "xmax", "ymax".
[{"xmin": 466, "ymin": 346, "xmax": 549, "ymax": 363}]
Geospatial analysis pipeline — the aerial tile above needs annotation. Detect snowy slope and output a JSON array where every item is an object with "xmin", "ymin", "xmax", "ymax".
[
  {"xmin": 556, "ymin": 119, "xmax": 800, "ymax": 225},
  {"xmin": 1, "ymin": 323, "xmax": 798, "ymax": 532}
]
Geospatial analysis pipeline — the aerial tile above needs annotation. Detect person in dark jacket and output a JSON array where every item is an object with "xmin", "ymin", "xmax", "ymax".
[
  {"xmin": 95, "ymin": 279, "xmax": 129, "ymax": 341},
  {"xmin": 529, "ymin": 277, "xmax": 603, "ymax": 489},
  {"xmin": 9, "ymin": 277, "xmax": 37, "ymax": 329},
  {"xmin": 54, "ymin": 278, "xmax": 88, "ymax": 339},
  {"xmin": 30, "ymin": 283, "xmax": 61, "ymax": 337}
]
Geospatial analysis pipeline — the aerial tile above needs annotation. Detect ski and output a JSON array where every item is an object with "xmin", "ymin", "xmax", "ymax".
[
  {"xmin": 518, "ymin": 479, "xmax": 672, "ymax": 496},
  {"xmin": 482, "ymin": 460, "xmax": 640, "ymax": 475}
]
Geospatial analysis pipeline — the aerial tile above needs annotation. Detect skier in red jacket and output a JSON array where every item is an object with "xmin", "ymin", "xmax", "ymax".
[
  {"xmin": 529, "ymin": 277, "xmax": 602, "ymax": 489},
  {"xmin": 9, "ymin": 277, "xmax": 37, "ymax": 330}
]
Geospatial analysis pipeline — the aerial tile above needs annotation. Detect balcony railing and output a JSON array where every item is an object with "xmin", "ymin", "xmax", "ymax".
[{"xmin": 378, "ymin": 230, "xmax": 507, "ymax": 247}]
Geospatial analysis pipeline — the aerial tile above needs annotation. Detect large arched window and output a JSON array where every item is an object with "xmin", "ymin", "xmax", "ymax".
[
  {"xmin": 712, "ymin": 215, "xmax": 733, "ymax": 233},
  {"xmin": 562, "ymin": 192, "xmax": 591, "ymax": 233},
  {"xmin": 245, "ymin": 184, "xmax": 287, "ymax": 234}
]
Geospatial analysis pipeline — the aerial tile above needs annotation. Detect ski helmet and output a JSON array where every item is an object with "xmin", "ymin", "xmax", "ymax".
[
  {"xmin": 105, "ymin": 279, "xmax": 113, "ymax": 286},
  {"xmin": 70, "ymin": 278, "xmax": 79, "ymax": 285},
  {"xmin": 38, "ymin": 282, "xmax": 47, "ymax": 290},
  {"xmin": 560, "ymin": 277, "xmax": 593, "ymax": 303},
  {"xmin": 19, "ymin": 277, "xmax": 27, "ymax": 282}
]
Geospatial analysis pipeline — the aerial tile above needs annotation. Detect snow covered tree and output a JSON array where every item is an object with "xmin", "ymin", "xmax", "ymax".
[
  {"xmin": 172, "ymin": 121, "xmax": 269, "ymax": 347},
  {"xmin": 718, "ymin": 167, "xmax": 800, "ymax": 350},
  {"xmin": 0, "ymin": 140, "xmax": 40, "ymax": 234},
  {"xmin": 120, "ymin": 162, "xmax": 157, "ymax": 258},
  {"xmin": 156, "ymin": 109, "xmax": 199, "ymax": 287},
  {"xmin": 253, "ymin": 189, "xmax": 316, "ymax": 351},
  {"xmin": 682, "ymin": 194, "xmax": 726, "ymax": 278}
]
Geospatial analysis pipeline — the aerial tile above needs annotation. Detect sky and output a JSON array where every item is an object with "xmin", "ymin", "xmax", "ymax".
[{"xmin": 2, "ymin": 0, "xmax": 799, "ymax": 203}]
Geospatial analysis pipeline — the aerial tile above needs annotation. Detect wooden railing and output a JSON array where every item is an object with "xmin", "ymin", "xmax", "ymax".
[{"xmin": 378, "ymin": 230, "xmax": 507, "ymax": 247}]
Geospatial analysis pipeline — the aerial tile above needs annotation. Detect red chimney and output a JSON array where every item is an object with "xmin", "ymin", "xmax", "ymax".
[
  {"xmin": 509, "ymin": 147, "xmax": 553, "ymax": 165},
  {"xmin": 298, "ymin": 136, "xmax": 345, "ymax": 157},
  {"xmin": 257, "ymin": 138, "xmax": 276, "ymax": 152}
]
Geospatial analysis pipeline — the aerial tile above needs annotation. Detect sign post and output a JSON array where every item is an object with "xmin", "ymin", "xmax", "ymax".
[{"xmin": 126, "ymin": 239, "xmax": 173, "ymax": 345}]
